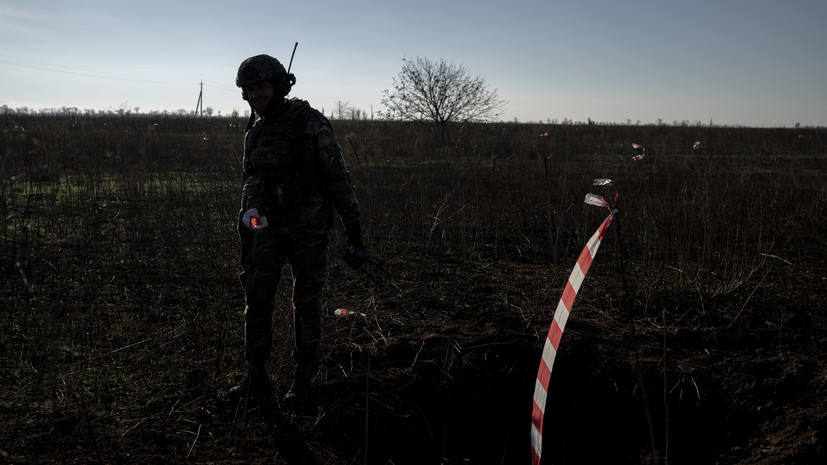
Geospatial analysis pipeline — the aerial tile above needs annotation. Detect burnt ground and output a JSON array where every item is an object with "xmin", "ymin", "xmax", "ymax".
[{"xmin": 2, "ymin": 238, "xmax": 825, "ymax": 465}]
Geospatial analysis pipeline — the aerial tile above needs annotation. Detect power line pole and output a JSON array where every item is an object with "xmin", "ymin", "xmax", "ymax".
[{"xmin": 195, "ymin": 80, "xmax": 203, "ymax": 117}]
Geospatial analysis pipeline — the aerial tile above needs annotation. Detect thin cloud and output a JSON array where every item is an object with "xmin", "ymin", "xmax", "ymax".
[
  {"xmin": 0, "ymin": 4, "xmax": 37, "ymax": 35},
  {"xmin": 0, "ymin": 54, "xmax": 195, "ymax": 85},
  {"xmin": 0, "ymin": 4, "xmax": 34, "ymax": 18}
]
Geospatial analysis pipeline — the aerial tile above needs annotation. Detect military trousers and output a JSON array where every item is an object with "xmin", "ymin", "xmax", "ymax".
[{"xmin": 240, "ymin": 229, "xmax": 329, "ymax": 369}]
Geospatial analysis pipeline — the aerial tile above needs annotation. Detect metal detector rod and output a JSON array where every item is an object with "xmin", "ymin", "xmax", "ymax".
[{"xmin": 287, "ymin": 42, "xmax": 298, "ymax": 73}]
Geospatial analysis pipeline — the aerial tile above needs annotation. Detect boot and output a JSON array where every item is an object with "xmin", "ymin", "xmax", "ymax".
[
  {"xmin": 228, "ymin": 364, "xmax": 272, "ymax": 402},
  {"xmin": 282, "ymin": 364, "xmax": 315, "ymax": 409}
]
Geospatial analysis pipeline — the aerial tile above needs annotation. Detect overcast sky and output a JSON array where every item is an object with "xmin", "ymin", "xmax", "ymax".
[{"xmin": 2, "ymin": 0, "xmax": 825, "ymax": 127}]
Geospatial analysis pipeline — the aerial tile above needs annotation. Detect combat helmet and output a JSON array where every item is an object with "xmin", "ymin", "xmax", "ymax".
[{"xmin": 236, "ymin": 54, "xmax": 296, "ymax": 100}]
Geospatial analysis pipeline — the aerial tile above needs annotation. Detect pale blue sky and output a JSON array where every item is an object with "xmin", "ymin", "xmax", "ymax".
[{"xmin": 1, "ymin": 0, "xmax": 825, "ymax": 126}]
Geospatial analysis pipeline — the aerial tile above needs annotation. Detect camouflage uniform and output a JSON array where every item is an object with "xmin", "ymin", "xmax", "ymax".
[
  {"xmin": 235, "ymin": 55, "xmax": 364, "ymax": 401},
  {"xmin": 240, "ymin": 99, "xmax": 361, "ymax": 369}
]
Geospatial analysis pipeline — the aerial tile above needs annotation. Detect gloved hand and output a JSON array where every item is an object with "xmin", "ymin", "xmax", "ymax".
[
  {"xmin": 343, "ymin": 247, "xmax": 369, "ymax": 270},
  {"xmin": 345, "ymin": 223, "xmax": 365, "ymax": 250}
]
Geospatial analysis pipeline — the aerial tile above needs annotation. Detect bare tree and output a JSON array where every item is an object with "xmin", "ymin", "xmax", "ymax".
[
  {"xmin": 334, "ymin": 100, "xmax": 351, "ymax": 120},
  {"xmin": 381, "ymin": 57, "xmax": 506, "ymax": 139},
  {"xmin": 348, "ymin": 107, "xmax": 363, "ymax": 120}
]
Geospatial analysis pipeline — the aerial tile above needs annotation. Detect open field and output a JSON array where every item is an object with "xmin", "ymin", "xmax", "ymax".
[{"xmin": 2, "ymin": 114, "xmax": 826, "ymax": 464}]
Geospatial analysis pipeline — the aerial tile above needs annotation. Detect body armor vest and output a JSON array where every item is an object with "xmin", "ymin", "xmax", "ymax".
[{"xmin": 244, "ymin": 116, "xmax": 323, "ymax": 223}]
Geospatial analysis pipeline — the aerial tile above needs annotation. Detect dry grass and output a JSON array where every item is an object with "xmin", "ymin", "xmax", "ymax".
[{"xmin": 2, "ymin": 114, "xmax": 826, "ymax": 464}]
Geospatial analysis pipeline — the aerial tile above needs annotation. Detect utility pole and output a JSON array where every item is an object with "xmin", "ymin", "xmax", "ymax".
[{"xmin": 195, "ymin": 80, "xmax": 203, "ymax": 117}]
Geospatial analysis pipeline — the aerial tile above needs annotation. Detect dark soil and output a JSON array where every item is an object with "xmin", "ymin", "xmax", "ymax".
[{"xmin": 3, "ymin": 241, "xmax": 824, "ymax": 465}]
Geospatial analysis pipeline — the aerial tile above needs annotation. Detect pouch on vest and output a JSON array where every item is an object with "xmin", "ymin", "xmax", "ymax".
[{"xmin": 250, "ymin": 146, "xmax": 294, "ymax": 171}]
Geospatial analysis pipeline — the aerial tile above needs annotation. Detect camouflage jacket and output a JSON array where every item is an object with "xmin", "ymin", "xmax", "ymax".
[{"xmin": 239, "ymin": 98, "xmax": 361, "ymax": 238}]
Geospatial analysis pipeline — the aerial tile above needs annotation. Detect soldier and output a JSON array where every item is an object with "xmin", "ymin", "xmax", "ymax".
[{"xmin": 230, "ymin": 54, "xmax": 367, "ymax": 409}]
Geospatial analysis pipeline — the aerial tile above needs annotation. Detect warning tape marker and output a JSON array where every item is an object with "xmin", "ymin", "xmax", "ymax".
[{"xmin": 530, "ymin": 187, "xmax": 617, "ymax": 465}]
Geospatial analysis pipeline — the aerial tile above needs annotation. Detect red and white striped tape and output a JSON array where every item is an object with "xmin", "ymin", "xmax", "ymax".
[
  {"xmin": 592, "ymin": 178, "xmax": 618, "ymax": 206},
  {"xmin": 632, "ymin": 143, "xmax": 646, "ymax": 161},
  {"xmin": 530, "ymin": 211, "xmax": 615, "ymax": 465}
]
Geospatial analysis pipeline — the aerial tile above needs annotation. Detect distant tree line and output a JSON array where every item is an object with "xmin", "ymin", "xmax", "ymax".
[{"xmin": 1, "ymin": 106, "xmax": 820, "ymax": 130}]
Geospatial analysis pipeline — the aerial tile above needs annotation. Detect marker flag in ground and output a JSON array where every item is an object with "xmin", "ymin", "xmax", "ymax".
[
  {"xmin": 632, "ymin": 143, "xmax": 646, "ymax": 161},
  {"xmin": 530, "ymin": 195, "xmax": 617, "ymax": 465},
  {"xmin": 693, "ymin": 141, "xmax": 701, "ymax": 150},
  {"xmin": 334, "ymin": 308, "xmax": 366, "ymax": 317}
]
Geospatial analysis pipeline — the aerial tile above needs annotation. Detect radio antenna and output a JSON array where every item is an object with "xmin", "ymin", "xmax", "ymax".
[{"xmin": 287, "ymin": 42, "xmax": 298, "ymax": 73}]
